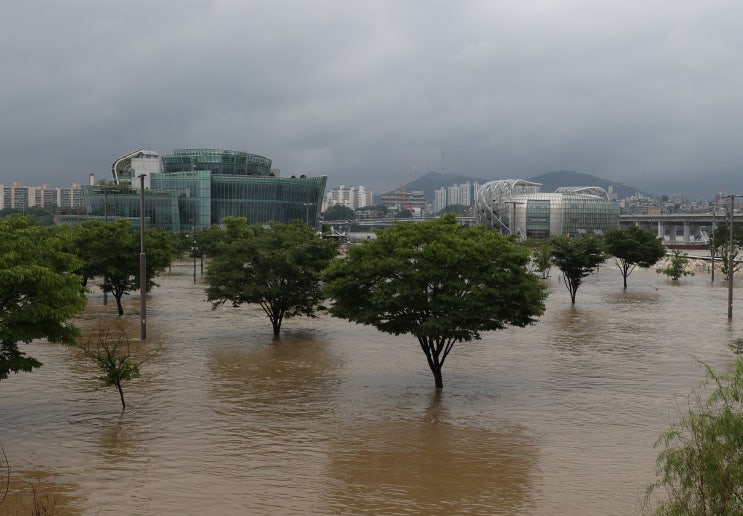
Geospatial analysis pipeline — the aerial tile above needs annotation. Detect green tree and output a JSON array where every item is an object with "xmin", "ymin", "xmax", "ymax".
[
  {"xmin": 604, "ymin": 225, "xmax": 666, "ymax": 289},
  {"xmin": 550, "ymin": 236, "xmax": 606, "ymax": 304},
  {"xmin": 80, "ymin": 330, "xmax": 142, "ymax": 411},
  {"xmin": 205, "ymin": 218, "xmax": 338, "ymax": 337},
  {"xmin": 66, "ymin": 219, "xmax": 173, "ymax": 316},
  {"xmin": 711, "ymin": 224, "xmax": 743, "ymax": 279},
  {"xmin": 645, "ymin": 358, "xmax": 743, "ymax": 515},
  {"xmin": 0, "ymin": 215, "xmax": 87, "ymax": 380},
  {"xmin": 323, "ymin": 204, "xmax": 355, "ymax": 221},
  {"xmin": 437, "ymin": 204, "xmax": 469, "ymax": 216},
  {"xmin": 524, "ymin": 240, "xmax": 552, "ymax": 279},
  {"xmin": 657, "ymin": 250, "xmax": 694, "ymax": 281},
  {"xmin": 322, "ymin": 214, "xmax": 547, "ymax": 389}
]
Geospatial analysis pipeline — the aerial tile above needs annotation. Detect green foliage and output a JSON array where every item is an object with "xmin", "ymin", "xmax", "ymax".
[
  {"xmin": 322, "ymin": 214, "xmax": 547, "ymax": 388},
  {"xmin": 323, "ymin": 204, "xmax": 355, "ymax": 221},
  {"xmin": 550, "ymin": 236, "xmax": 606, "ymax": 304},
  {"xmin": 80, "ymin": 330, "xmax": 141, "ymax": 411},
  {"xmin": 437, "ymin": 204, "xmax": 469, "ymax": 216},
  {"xmin": 0, "ymin": 215, "xmax": 87, "ymax": 380},
  {"xmin": 0, "ymin": 206, "xmax": 55, "ymax": 226},
  {"xmin": 205, "ymin": 218, "xmax": 338, "ymax": 337},
  {"xmin": 524, "ymin": 241, "xmax": 552, "ymax": 279},
  {"xmin": 711, "ymin": 224, "xmax": 743, "ymax": 278},
  {"xmin": 62, "ymin": 219, "xmax": 173, "ymax": 315},
  {"xmin": 604, "ymin": 225, "xmax": 666, "ymax": 289},
  {"xmin": 646, "ymin": 358, "xmax": 743, "ymax": 515},
  {"xmin": 657, "ymin": 250, "xmax": 694, "ymax": 281}
]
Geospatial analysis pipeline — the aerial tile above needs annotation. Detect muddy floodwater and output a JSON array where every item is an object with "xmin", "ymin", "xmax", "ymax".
[{"xmin": 1, "ymin": 259, "xmax": 740, "ymax": 515}]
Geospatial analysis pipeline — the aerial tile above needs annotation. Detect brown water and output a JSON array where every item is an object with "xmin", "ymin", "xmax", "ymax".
[{"xmin": 1, "ymin": 260, "xmax": 740, "ymax": 515}]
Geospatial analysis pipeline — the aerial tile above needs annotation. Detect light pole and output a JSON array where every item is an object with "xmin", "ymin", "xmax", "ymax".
[
  {"xmin": 139, "ymin": 174, "xmax": 147, "ymax": 340},
  {"xmin": 711, "ymin": 209, "xmax": 716, "ymax": 283},
  {"xmin": 303, "ymin": 202, "xmax": 313, "ymax": 229},
  {"xmin": 192, "ymin": 223, "xmax": 197, "ymax": 284},
  {"xmin": 725, "ymin": 194, "xmax": 743, "ymax": 319},
  {"xmin": 506, "ymin": 201, "xmax": 525, "ymax": 237}
]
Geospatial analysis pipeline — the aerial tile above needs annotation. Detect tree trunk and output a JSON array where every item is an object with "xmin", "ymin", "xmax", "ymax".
[
  {"xmin": 432, "ymin": 364, "xmax": 444, "ymax": 389},
  {"xmin": 421, "ymin": 338, "xmax": 445, "ymax": 389},
  {"xmin": 116, "ymin": 380, "xmax": 126, "ymax": 412},
  {"xmin": 114, "ymin": 293, "xmax": 124, "ymax": 316}
]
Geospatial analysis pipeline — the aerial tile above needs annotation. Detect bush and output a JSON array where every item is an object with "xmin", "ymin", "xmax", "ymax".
[{"xmin": 645, "ymin": 358, "xmax": 743, "ymax": 515}]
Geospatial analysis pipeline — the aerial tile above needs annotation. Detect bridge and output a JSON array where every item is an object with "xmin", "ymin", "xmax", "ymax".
[
  {"xmin": 323, "ymin": 212, "xmax": 743, "ymax": 244},
  {"xmin": 618, "ymin": 212, "xmax": 743, "ymax": 243}
]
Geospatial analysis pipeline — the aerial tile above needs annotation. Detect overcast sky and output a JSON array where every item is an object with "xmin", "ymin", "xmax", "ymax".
[{"xmin": 2, "ymin": 0, "xmax": 743, "ymax": 199}]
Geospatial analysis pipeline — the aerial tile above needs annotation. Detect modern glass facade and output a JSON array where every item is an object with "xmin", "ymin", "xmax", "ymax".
[
  {"xmin": 81, "ymin": 149, "xmax": 327, "ymax": 232},
  {"xmin": 476, "ymin": 179, "xmax": 620, "ymax": 238}
]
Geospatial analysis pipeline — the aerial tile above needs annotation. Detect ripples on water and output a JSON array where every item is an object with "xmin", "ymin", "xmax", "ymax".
[{"xmin": 0, "ymin": 261, "xmax": 740, "ymax": 515}]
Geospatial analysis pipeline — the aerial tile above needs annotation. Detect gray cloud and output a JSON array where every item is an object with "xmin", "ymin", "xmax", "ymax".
[{"xmin": 2, "ymin": 0, "xmax": 743, "ymax": 199}]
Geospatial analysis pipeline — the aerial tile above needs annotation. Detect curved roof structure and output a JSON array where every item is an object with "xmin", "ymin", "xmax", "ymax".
[
  {"xmin": 111, "ymin": 149, "xmax": 162, "ymax": 185},
  {"xmin": 476, "ymin": 179, "xmax": 619, "ymax": 238},
  {"xmin": 162, "ymin": 148, "xmax": 272, "ymax": 176}
]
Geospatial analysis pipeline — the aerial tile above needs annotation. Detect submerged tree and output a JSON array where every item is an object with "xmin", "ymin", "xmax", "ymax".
[
  {"xmin": 657, "ymin": 250, "xmax": 695, "ymax": 281},
  {"xmin": 0, "ymin": 215, "xmax": 86, "ymax": 380},
  {"xmin": 80, "ymin": 330, "xmax": 142, "ymax": 411},
  {"xmin": 604, "ymin": 225, "xmax": 666, "ymax": 289},
  {"xmin": 322, "ymin": 214, "xmax": 547, "ymax": 389},
  {"xmin": 550, "ymin": 236, "xmax": 606, "ymax": 304},
  {"xmin": 206, "ymin": 218, "xmax": 338, "ymax": 337},
  {"xmin": 65, "ymin": 219, "xmax": 173, "ymax": 315},
  {"xmin": 646, "ymin": 358, "xmax": 743, "ymax": 514}
]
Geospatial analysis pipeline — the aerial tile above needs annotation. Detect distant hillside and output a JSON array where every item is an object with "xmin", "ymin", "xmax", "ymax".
[
  {"xmin": 384, "ymin": 172, "xmax": 486, "ymax": 202},
  {"xmin": 526, "ymin": 170, "xmax": 642, "ymax": 199},
  {"xmin": 385, "ymin": 170, "xmax": 643, "ymax": 202}
]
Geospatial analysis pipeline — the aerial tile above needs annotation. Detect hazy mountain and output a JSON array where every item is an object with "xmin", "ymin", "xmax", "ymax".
[
  {"xmin": 384, "ymin": 170, "xmax": 643, "ymax": 202},
  {"xmin": 526, "ymin": 170, "xmax": 643, "ymax": 199},
  {"xmin": 383, "ymin": 172, "xmax": 485, "ymax": 201}
]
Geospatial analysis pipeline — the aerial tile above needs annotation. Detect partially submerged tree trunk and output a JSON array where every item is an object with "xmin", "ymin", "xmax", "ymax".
[
  {"xmin": 420, "ymin": 336, "xmax": 453, "ymax": 389},
  {"xmin": 113, "ymin": 294, "xmax": 124, "ymax": 316}
]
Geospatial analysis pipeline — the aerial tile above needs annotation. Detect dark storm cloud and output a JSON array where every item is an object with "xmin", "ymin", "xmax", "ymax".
[{"xmin": 2, "ymin": 0, "xmax": 743, "ymax": 198}]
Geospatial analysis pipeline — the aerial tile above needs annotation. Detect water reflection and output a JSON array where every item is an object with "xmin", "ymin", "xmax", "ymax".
[
  {"xmin": 1, "ymin": 467, "xmax": 82, "ymax": 516},
  {"xmin": 325, "ymin": 391, "xmax": 537, "ymax": 514},
  {"xmin": 206, "ymin": 332, "xmax": 344, "ymax": 418}
]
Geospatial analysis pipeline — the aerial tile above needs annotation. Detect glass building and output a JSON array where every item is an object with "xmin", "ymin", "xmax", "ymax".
[
  {"xmin": 81, "ymin": 148, "xmax": 326, "ymax": 232},
  {"xmin": 476, "ymin": 179, "xmax": 620, "ymax": 239}
]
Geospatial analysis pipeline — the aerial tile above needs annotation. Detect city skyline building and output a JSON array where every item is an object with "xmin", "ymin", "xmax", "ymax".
[
  {"xmin": 0, "ymin": 181, "xmax": 84, "ymax": 210},
  {"xmin": 322, "ymin": 184, "xmax": 374, "ymax": 211},
  {"xmin": 80, "ymin": 148, "xmax": 326, "ymax": 231}
]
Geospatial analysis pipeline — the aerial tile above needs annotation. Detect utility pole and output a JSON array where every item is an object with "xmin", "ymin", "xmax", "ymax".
[
  {"xmin": 506, "ymin": 201, "xmax": 525, "ymax": 237},
  {"xmin": 726, "ymin": 194, "xmax": 743, "ymax": 319},
  {"xmin": 139, "ymin": 175, "xmax": 147, "ymax": 340}
]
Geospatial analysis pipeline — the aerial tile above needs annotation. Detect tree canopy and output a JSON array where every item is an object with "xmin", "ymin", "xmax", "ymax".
[
  {"xmin": 205, "ymin": 218, "xmax": 338, "ymax": 337},
  {"xmin": 0, "ymin": 215, "xmax": 87, "ymax": 380},
  {"xmin": 323, "ymin": 204, "xmax": 355, "ymax": 221},
  {"xmin": 322, "ymin": 214, "xmax": 547, "ymax": 389},
  {"xmin": 550, "ymin": 236, "xmax": 606, "ymax": 304},
  {"xmin": 62, "ymin": 219, "xmax": 174, "ymax": 315},
  {"xmin": 604, "ymin": 225, "xmax": 666, "ymax": 289}
]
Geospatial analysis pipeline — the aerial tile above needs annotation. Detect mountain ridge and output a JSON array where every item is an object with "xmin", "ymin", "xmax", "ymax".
[{"xmin": 385, "ymin": 170, "xmax": 643, "ymax": 201}]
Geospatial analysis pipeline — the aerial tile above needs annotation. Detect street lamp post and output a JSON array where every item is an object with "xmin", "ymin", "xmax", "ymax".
[
  {"xmin": 139, "ymin": 174, "xmax": 147, "ymax": 340},
  {"xmin": 725, "ymin": 194, "xmax": 743, "ymax": 319},
  {"xmin": 192, "ymin": 224, "xmax": 197, "ymax": 284},
  {"xmin": 711, "ymin": 210, "xmax": 716, "ymax": 283},
  {"xmin": 506, "ymin": 201, "xmax": 525, "ymax": 237},
  {"xmin": 303, "ymin": 202, "xmax": 314, "ymax": 229}
]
